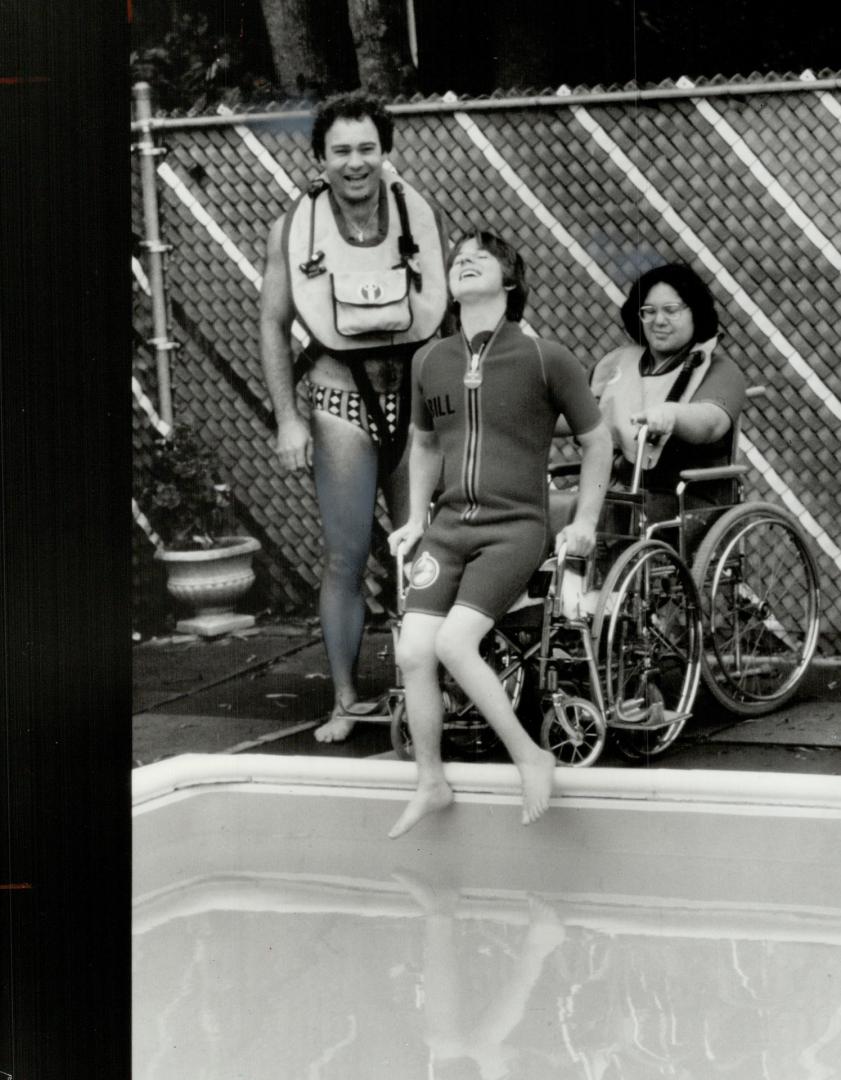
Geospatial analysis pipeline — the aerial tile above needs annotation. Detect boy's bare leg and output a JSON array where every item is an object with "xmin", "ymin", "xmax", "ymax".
[
  {"xmin": 437, "ymin": 606, "xmax": 556, "ymax": 826},
  {"xmin": 389, "ymin": 612, "xmax": 455, "ymax": 839}
]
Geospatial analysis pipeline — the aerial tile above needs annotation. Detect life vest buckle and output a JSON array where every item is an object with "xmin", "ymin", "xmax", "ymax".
[{"xmin": 300, "ymin": 250, "xmax": 327, "ymax": 278}]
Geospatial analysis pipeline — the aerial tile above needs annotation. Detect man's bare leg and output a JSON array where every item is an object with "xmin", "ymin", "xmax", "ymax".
[
  {"xmin": 437, "ymin": 606, "xmax": 556, "ymax": 826},
  {"xmin": 309, "ymin": 414, "xmax": 378, "ymax": 742},
  {"xmin": 389, "ymin": 612, "xmax": 454, "ymax": 839}
]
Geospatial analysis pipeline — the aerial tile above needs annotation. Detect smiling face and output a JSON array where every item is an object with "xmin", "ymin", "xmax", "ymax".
[
  {"xmin": 448, "ymin": 237, "xmax": 505, "ymax": 305},
  {"xmin": 641, "ymin": 282, "xmax": 695, "ymax": 362},
  {"xmin": 320, "ymin": 116, "xmax": 384, "ymax": 204}
]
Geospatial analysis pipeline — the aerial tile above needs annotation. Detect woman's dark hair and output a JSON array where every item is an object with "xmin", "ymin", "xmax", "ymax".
[
  {"xmin": 447, "ymin": 230, "xmax": 529, "ymax": 322},
  {"xmin": 311, "ymin": 91, "xmax": 394, "ymax": 159},
  {"xmin": 620, "ymin": 262, "xmax": 719, "ymax": 345}
]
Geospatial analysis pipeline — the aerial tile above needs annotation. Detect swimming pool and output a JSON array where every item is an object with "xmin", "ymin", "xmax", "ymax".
[{"xmin": 134, "ymin": 756, "xmax": 841, "ymax": 1079}]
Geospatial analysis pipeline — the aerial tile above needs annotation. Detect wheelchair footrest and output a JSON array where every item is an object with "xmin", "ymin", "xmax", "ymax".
[
  {"xmin": 610, "ymin": 707, "xmax": 692, "ymax": 731},
  {"xmin": 333, "ymin": 694, "xmax": 397, "ymax": 724}
]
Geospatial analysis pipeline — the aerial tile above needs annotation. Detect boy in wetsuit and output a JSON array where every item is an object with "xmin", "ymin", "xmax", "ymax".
[{"xmin": 387, "ymin": 231, "xmax": 612, "ymax": 838}]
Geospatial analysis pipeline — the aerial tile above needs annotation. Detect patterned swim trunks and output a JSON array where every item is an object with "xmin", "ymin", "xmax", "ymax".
[{"xmin": 307, "ymin": 381, "xmax": 401, "ymax": 447}]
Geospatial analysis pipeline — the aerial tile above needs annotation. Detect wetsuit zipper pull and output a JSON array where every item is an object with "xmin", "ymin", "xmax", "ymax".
[{"xmin": 463, "ymin": 351, "xmax": 483, "ymax": 389}]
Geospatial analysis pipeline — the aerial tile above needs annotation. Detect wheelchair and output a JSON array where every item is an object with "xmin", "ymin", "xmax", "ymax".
[{"xmin": 387, "ymin": 392, "xmax": 821, "ymax": 767}]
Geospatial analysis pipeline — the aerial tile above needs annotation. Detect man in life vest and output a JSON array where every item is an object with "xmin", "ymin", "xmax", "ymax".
[
  {"xmin": 386, "ymin": 231, "xmax": 612, "ymax": 838},
  {"xmin": 260, "ymin": 91, "xmax": 448, "ymax": 743}
]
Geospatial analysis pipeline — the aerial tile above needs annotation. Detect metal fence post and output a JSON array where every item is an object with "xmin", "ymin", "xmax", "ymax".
[{"xmin": 132, "ymin": 81, "xmax": 176, "ymax": 427}]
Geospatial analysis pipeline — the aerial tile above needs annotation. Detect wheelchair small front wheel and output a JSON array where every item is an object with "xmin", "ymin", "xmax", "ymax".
[{"xmin": 539, "ymin": 694, "xmax": 606, "ymax": 767}]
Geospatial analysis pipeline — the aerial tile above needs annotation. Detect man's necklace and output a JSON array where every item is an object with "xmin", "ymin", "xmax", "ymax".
[{"xmin": 339, "ymin": 197, "xmax": 380, "ymax": 241}]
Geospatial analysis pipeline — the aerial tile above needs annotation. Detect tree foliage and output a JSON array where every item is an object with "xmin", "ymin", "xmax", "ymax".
[{"xmin": 131, "ymin": 0, "xmax": 417, "ymax": 111}]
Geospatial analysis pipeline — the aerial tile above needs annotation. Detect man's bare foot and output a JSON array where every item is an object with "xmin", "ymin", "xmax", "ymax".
[
  {"xmin": 517, "ymin": 749, "xmax": 556, "ymax": 825},
  {"xmin": 315, "ymin": 698, "xmax": 388, "ymax": 743},
  {"xmin": 388, "ymin": 779, "xmax": 454, "ymax": 838},
  {"xmin": 314, "ymin": 716, "xmax": 355, "ymax": 742},
  {"xmin": 314, "ymin": 700, "xmax": 356, "ymax": 743}
]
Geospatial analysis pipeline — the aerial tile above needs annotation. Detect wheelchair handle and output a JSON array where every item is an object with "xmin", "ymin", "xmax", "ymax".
[
  {"xmin": 631, "ymin": 422, "xmax": 650, "ymax": 494},
  {"xmin": 396, "ymin": 542, "xmax": 408, "ymax": 610}
]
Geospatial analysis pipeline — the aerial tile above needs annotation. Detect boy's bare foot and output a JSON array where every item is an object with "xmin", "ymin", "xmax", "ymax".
[
  {"xmin": 388, "ymin": 779, "xmax": 454, "ymax": 838},
  {"xmin": 517, "ymin": 749, "xmax": 556, "ymax": 825},
  {"xmin": 525, "ymin": 897, "xmax": 566, "ymax": 951}
]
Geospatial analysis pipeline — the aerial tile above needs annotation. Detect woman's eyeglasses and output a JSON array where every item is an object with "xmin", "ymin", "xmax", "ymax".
[{"xmin": 639, "ymin": 302, "xmax": 688, "ymax": 323}]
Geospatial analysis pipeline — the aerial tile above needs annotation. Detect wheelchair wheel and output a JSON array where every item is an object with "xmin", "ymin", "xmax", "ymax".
[
  {"xmin": 592, "ymin": 540, "xmax": 703, "ymax": 760},
  {"xmin": 539, "ymin": 694, "xmax": 606, "ymax": 767},
  {"xmin": 691, "ymin": 502, "xmax": 820, "ymax": 716},
  {"xmin": 389, "ymin": 630, "xmax": 525, "ymax": 761}
]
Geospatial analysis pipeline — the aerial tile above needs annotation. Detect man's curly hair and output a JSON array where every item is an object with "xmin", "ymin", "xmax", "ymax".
[{"xmin": 311, "ymin": 91, "xmax": 394, "ymax": 160}]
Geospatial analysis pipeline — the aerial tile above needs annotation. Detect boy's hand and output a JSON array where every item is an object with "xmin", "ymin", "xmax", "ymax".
[
  {"xmin": 556, "ymin": 521, "xmax": 597, "ymax": 558},
  {"xmin": 388, "ymin": 521, "xmax": 425, "ymax": 558}
]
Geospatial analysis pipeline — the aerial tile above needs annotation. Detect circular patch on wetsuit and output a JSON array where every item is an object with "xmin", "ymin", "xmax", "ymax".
[{"xmin": 409, "ymin": 551, "xmax": 440, "ymax": 590}]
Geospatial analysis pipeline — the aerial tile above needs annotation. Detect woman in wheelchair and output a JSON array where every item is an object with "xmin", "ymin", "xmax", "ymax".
[
  {"xmin": 600, "ymin": 262, "xmax": 746, "ymax": 539},
  {"xmin": 554, "ymin": 262, "xmax": 746, "ymax": 555},
  {"xmin": 541, "ymin": 261, "xmax": 818, "ymax": 745},
  {"xmin": 557, "ymin": 262, "xmax": 747, "ymax": 552},
  {"xmin": 386, "ymin": 230, "xmax": 612, "ymax": 838}
]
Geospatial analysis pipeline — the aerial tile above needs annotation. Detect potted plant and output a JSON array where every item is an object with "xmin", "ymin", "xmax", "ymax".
[{"xmin": 142, "ymin": 422, "xmax": 261, "ymax": 636}]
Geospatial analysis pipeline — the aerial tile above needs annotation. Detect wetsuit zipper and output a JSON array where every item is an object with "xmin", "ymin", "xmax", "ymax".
[{"xmin": 460, "ymin": 318, "xmax": 506, "ymax": 523}]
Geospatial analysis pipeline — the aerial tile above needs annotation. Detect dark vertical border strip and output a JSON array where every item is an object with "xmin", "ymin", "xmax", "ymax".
[{"xmin": 0, "ymin": 1, "xmax": 131, "ymax": 1076}]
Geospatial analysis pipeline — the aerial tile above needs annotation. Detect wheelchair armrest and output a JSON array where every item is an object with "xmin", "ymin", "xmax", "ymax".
[
  {"xmin": 678, "ymin": 464, "xmax": 749, "ymax": 484},
  {"xmin": 603, "ymin": 488, "xmax": 644, "ymax": 506}
]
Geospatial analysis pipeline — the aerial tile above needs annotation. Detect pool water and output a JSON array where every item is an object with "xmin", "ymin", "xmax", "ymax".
[
  {"xmin": 134, "ymin": 883, "xmax": 841, "ymax": 1079},
  {"xmin": 133, "ymin": 760, "xmax": 841, "ymax": 1080}
]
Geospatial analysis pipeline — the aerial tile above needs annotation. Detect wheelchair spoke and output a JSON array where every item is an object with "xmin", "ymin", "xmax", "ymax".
[
  {"xmin": 593, "ymin": 540, "xmax": 702, "ymax": 760},
  {"xmin": 693, "ymin": 505, "xmax": 820, "ymax": 715}
]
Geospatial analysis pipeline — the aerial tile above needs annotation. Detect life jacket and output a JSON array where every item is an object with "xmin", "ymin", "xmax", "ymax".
[
  {"xmin": 591, "ymin": 337, "xmax": 716, "ymax": 469},
  {"xmin": 282, "ymin": 172, "xmax": 448, "ymax": 362}
]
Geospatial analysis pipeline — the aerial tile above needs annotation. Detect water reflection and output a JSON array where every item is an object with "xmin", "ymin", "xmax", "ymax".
[
  {"xmin": 396, "ymin": 870, "xmax": 567, "ymax": 1080},
  {"xmin": 133, "ymin": 869, "xmax": 841, "ymax": 1079}
]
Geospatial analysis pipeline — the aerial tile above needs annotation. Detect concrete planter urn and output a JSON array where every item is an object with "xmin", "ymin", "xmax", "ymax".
[{"xmin": 155, "ymin": 535, "xmax": 261, "ymax": 637}]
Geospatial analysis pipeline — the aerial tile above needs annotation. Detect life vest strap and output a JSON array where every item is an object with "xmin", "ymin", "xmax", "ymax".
[
  {"xmin": 391, "ymin": 181, "xmax": 421, "ymax": 291},
  {"xmin": 299, "ymin": 179, "xmax": 329, "ymax": 278}
]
